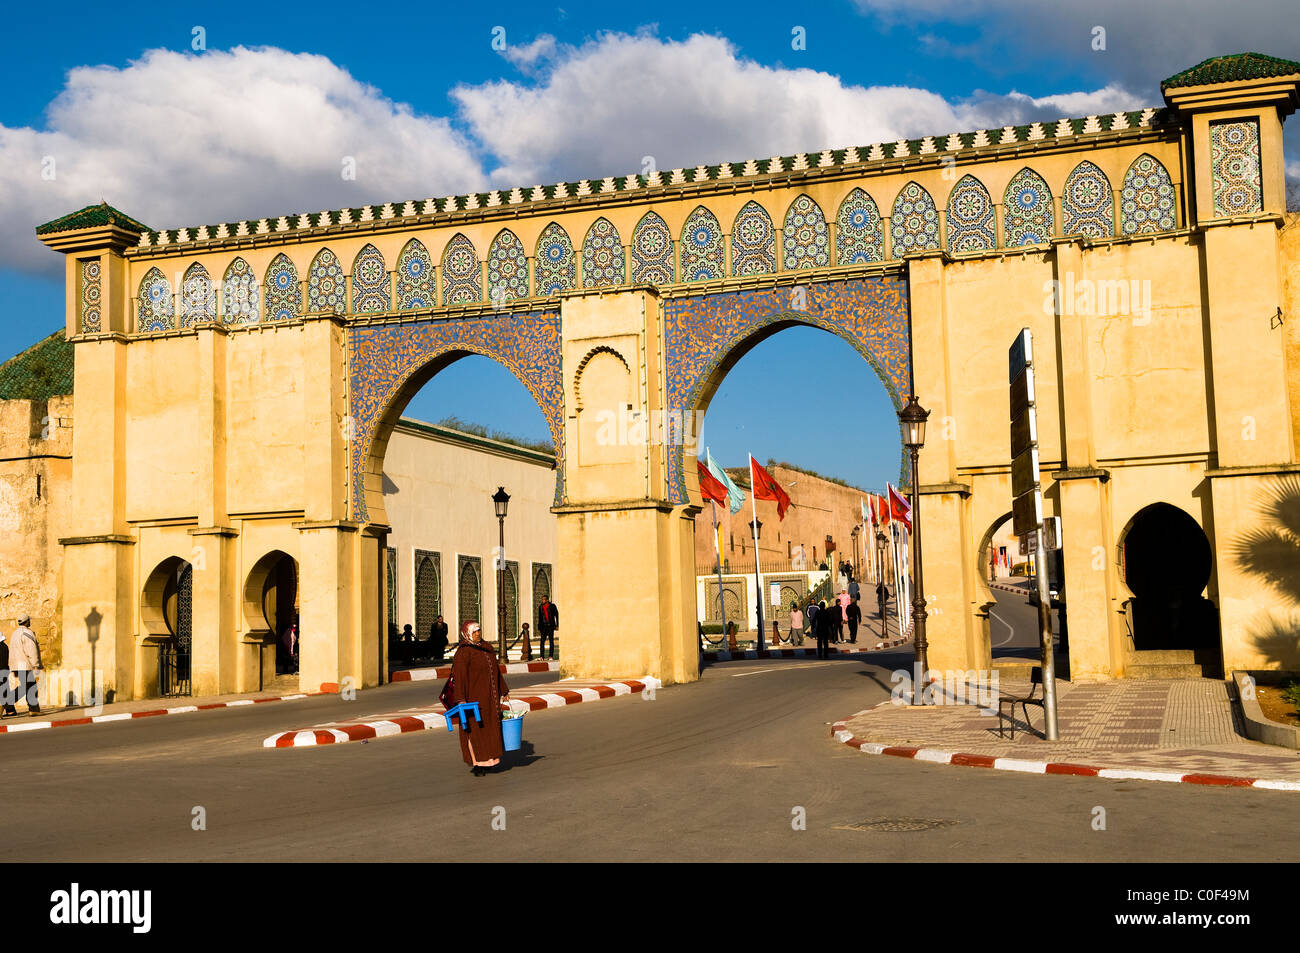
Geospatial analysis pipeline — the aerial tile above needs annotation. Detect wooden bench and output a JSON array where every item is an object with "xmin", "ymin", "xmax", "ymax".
[{"xmin": 998, "ymin": 666, "xmax": 1044, "ymax": 740}]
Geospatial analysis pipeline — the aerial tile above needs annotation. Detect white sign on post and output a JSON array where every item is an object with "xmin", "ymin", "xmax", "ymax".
[{"xmin": 770, "ymin": 583, "xmax": 781, "ymax": 606}]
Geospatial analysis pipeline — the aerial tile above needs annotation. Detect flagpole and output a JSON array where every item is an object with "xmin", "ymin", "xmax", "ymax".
[
  {"xmin": 749, "ymin": 455, "xmax": 765, "ymax": 649},
  {"xmin": 711, "ymin": 499, "xmax": 728, "ymax": 645}
]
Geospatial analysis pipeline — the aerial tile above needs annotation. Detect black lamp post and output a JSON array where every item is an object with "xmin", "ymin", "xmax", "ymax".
[
  {"xmin": 492, "ymin": 486, "xmax": 510, "ymax": 661},
  {"xmin": 749, "ymin": 517, "xmax": 763, "ymax": 647},
  {"xmin": 875, "ymin": 528, "xmax": 888, "ymax": 635},
  {"xmin": 898, "ymin": 395, "xmax": 930, "ymax": 702},
  {"xmin": 850, "ymin": 525, "xmax": 860, "ymax": 580}
]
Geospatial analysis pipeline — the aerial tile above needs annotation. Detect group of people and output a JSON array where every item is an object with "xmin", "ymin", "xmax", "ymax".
[
  {"xmin": 784, "ymin": 580, "xmax": 890, "ymax": 660},
  {"xmin": 0, "ymin": 614, "xmax": 43, "ymax": 717},
  {"xmin": 395, "ymin": 598, "xmax": 560, "ymax": 665}
]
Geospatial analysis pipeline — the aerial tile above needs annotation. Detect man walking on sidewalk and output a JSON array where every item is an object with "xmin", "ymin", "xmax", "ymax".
[
  {"xmin": 537, "ymin": 598, "xmax": 559, "ymax": 661},
  {"xmin": 8, "ymin": 615, "xmax": 41, "ymax": 715}
]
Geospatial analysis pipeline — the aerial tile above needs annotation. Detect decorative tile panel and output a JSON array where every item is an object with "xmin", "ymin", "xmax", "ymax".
[
  {"xmin": 1061, "ymin": 161, "xmax": 1114, "ymax": 237},
  {"xmin": 348, "ymin": 309, "xmax": 563, "ymax": 520},
  {"xmin": 138, "ymin": 267, "xmax": 174, "ymax": 332},
  {"xmin": 730, "ymin": 201, "xmax": 776, "ymax": 276},
  {"xmin": 307, "ymin": 248, "xmax": 345, "ymax": 313},
  {"xmin": 1003, "ymin": 167, "xmax": 1054, "ymax": 246},
  {"xmin": 889, "ymin": 182, "xmax": 940, "ymax": 254},
  {"xmin": 663, "ymin": 277, "xmax": 910, "ymax": 502},
  {"xmin": 79, "ymin": 258, "xmax": 101, "ymax": 332},
  {"xmin": 222, "ymin": 257, "xmax": 260, "ymax": 323},
  {"xmin": 1210, "ymin": 119, "xmax": 1263, "ymax": 216},
  {"xmin": 679, "ymin": 207, "xmax": 724, "ymax": 282},
  {"xmin": 835, "ymin": 189, "xmax": 884, "ymax": 264},
  {"xmin": 582, "ymin": 217, "xmax": 625, "ymax": 287},
  {"xmin": 945, "ymin": 175, "xmax": 995, "ymax": 252},
  {"xmin": 442, "ymin": 233, "xmax": 482, "ymax": 305},
  {"xmin": 631, "ymin": 211, "xmax": 674, "ymax": 284},
  {"xmin": 264, "ymin": 253, "xmax": 301, "ymax": 322},
  {"xmin": 396, "ymin": 239, "xmax": 434, "ymax": 309},
  {"xmin": 782, "ymin": 194, "xmax": 829, "ymax": 270},
  {"xmin": 534, "ymin": 223, "xmax": 576, "ymax": 296},
  {"xmin": 180, "ymin": 263, "xmax": 216, "ymax": 327},
  {"xmin": 1120, "ymin": 154, "xmax": 1177, "ymax": 234},
  {"xmin": 486, "ymin": 229, "xmax": 529, "ymax": 304},
  {"xmin": 351, "ymin": 243, "xmax": 390, "ymax": 313}
]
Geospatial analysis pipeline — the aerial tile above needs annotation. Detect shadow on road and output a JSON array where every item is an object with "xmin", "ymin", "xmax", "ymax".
[{"xmin": 500, "ymin": 741, "xmax": 544, "ymax": 772}]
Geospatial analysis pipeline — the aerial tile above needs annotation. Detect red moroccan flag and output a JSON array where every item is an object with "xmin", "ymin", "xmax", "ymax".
[
  {"xmin": 888, "ymin": 484, "xmax": 913, "ymax": 533},
  {"xmin": 874, "ymin": 493, "xmax": 890, "ymax": 527},
  {"xmin": 749, "ymin": 455, "xmax": 791, "ymax": 520},
  {"xmin": 697, "ymin": 460, "xmax": 730, "ymax": 508}
]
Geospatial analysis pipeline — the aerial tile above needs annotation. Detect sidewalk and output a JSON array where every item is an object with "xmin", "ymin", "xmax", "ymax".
[{"xmin": 833, "ymin": 674, "xmax": 1300, "ymax": 790}]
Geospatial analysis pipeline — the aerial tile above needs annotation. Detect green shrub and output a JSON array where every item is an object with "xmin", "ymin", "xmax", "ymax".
[
  {"xmin": 1282, "ymin": 680, "xmax": 1300, "ymax": 711},
  {"xmin": 701, "ymin": 622, "xmax": 725, "ymax": 635}
]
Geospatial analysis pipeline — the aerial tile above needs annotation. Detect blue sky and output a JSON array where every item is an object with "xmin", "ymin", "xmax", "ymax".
[{"xmin": 4, "ymin": 1, "xmax": 1297, "ymax": 488}]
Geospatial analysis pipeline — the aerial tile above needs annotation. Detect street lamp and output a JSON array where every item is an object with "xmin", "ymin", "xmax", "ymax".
[
  {"xmin": 492, "ymin": 486, "xmax": 510, "ymax": 662},
  {"xmin": 749, "ymin": 518, "xmax": 763, "ymax": 647},
  {"xmin": 850, "ymin": 525, "xmax": 860, "ymax": 580},
  {"xmin": 875, "ymin": 528, "xmax": 888, "ymax": 636},
  {"xmin": 898, "ymin": 395, "xmax": 930, "ymax": 703}
]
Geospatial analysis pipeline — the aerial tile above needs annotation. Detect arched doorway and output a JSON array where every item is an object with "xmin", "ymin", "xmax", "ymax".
[
  {"xmin": 414, "ymin": 551, "xmax": 441, "ymax": 640},
  {"xmin": 141, "ymin": 556, "xmax": 193, "ymax": 697},
  {"xmin": 1121, "ymin": 503, "xmax": 1220, "ymax": 654},
  {"xmin": 458, "ymin": 556, "xmax": 481, "ymax": 632},
  {"xmin": 243, "ymin": 550, "xmax": 300, "ymax": 689}
]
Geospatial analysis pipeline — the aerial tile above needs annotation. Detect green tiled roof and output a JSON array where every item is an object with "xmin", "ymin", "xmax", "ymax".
[
  {"xmin": 1163, "ymin": 52, "xmax": 1300, "ymax": 90},
  {"xmin": 0, "ymin": 330, "xmax": 74, "ymax": 401},
  {"xmin": 35, "ymin": 202, "xmax": 150, "ymax": 236}
]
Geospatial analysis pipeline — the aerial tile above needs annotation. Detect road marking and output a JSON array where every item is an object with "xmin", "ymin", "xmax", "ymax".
[
  {"xmin": 732, "ymin": 663, "xmax": 826, "ymax": 677},
  {"xmin": 989, "ymin": 608, "xmax": 1016, "ymax": 647}
]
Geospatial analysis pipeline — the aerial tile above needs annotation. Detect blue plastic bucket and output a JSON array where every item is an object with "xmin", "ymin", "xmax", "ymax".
[{"xmin": 502, "ymin": 712, "xmax": 524, "ymax": 751}]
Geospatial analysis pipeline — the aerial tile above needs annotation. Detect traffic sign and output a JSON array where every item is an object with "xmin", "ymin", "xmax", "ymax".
[
  {"xmin": 1012, "ymin": 488, "xmax": 1042, "ymax": 537},
  {"xmin": 1009, "ymin": 327, "xmax": 1033, "ymax": 381},
  {"xmin": 1010, "ymin": 365, "xmax": 1035, "ymax": 420},
  {"xmin": 1011, "ymin": 446, "xmax": 1040, "ymax": 498}
]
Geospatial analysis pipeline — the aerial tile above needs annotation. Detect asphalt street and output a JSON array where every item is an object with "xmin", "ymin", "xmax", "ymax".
[{"xmin": 4, "ymin": 629, "xmax": 1294, "ymax": 862}]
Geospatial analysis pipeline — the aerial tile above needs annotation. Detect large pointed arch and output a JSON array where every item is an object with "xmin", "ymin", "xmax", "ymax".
[
  {"xmin": 945, "ymin": 175, "xmax": 995, "ymax": 252},
  {"xmin": 582, "ymin": 217, "xmax": 625, "ymax": 287}
]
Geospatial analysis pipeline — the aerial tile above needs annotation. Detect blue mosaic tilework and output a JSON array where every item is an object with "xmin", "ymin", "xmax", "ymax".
[
  {"xmin": 631, "ymin": 211, "xmax": 674, "ymax": 284},
  {"xmin": 535, "ymin": 223, "xmax": 577, "ymax": 295},
  {"xmin": 79, "ymin": 259, "xmax": 101, "ymax": 332},
  {"xmin": 487, "ymin": 229, "xmax": 529, "ymax": 303},
  {"xmin": 945, "ymin": 175, "xmax": 995, "ymax": 252},
  {"xmin": 1120, "ymin": 153, "xmax": 1177, "ymax": 234},
  {"xmin": 731, "ymin": 201, "xmax": 776, "ymax": 275},
  {"xmin": 782, "ymin": 194, "xmax": 829, "ymax": 269},
  {"xmin": 396, "ymin": 239, "xmax": 434, "ymax": 309},
  {"xmin": 1210, "ymin": 119, "xmax": 1262, "ymax": 216},
  {"xmin": 583, "ymin": 217, "xmax": 625, "ymax": 287},
  {"xmin": 662, "ymin": 277, "xmax": 910, "ymax": 502},
  {"xmin": 307, "ymin": 247, "xmax": 346, "ymax": 313},
  {"xmin": 1061, "ymin": 161, "xmax": 1114, "ymax": 237},
  {"xmin": 264, "ymin": 253, "xmax": 300, "ymax": 321},
  {"xmin": 442, "ymin": 233, "xmax": 482, "ymax": 305},
  {"xmin": 181, "ymin": 262, "xmax": 215, "ymax": 327},
  {"xmin": 890, "ymin": 181, "xmax": 940, "ymax": 253},
  {"xmin": 348, "ymin": 309, "xmax": 563, "ymax": 520},
  {"xmin": 351, "ymin": 244, "xmax": 391, "ymax": 313},
  {"xmin": 1003, "ymin": 167, "xmax": 1054, "ymax": 246},
  {"xmin": 679, "ymin": 207, "xmax": 723, "ymax": 282},
  {"xmin": 138, "ymin": 266, "xmax": 174, "ymax": 331},
  {"xmin": 835, "ymin": 188, "xmax": 884, "ymax": 264},
  {"xmin": 222, "ymin": 257, "xmax": 260, "ymax": 323}
]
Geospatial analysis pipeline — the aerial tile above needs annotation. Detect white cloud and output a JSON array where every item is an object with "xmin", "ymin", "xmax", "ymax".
[{"xmin": 2, "ymin": 46, "xmax": 485, "ymax": 274}]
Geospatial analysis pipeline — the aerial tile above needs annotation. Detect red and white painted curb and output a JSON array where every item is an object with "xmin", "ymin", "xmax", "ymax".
[
  {"xmin": 264, "ymin": 676, "xmax": 661, "ymax": 748},
  {"xmin": 704, "ymin": 640, "xmax": 908, "ymax": 662},
  {"xmin": 0, "ymin": 690, "xmax": 328, "ymax": 735},
  {"xmin": 391, "ymin": 660, "xmax": 559, "ymax": 682},
  {"xmin": 830, "ymin": 715, "xmax": 1300, "ymax": 792},
  {"xmin": 988, "ymin": 581, "xmax": 1030, "ymax": 595}
]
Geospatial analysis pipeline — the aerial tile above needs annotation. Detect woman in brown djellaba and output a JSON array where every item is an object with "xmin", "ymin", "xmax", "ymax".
[{"xmin": 449, "ymin": 621, "xmax": 510, "ymax": 776}]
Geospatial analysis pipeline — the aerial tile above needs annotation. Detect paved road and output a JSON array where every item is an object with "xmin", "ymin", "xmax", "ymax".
[{"xmin": 5, "ymin": 653, "xmax": 1295, "ymax": 862}]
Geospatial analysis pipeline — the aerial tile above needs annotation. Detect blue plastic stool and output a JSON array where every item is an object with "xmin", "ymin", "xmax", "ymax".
[{"xmin": 443, "ymin": 702, "xmax": 481, "ymax": 730}]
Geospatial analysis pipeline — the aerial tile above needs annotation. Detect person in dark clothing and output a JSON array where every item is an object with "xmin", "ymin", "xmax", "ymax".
[
  {"xmin": 814, "ymin": 600, "xmax": 834, "ymax": 659},
  {"xmin": 448, "ymin": 621, "xmax": 510, "ymax": 776},
  {"xmin": 430, "ymin": 615, "xmax": 450, "ymax": 662},
  {"xmin": 537, "ymin": 599, "xmax": 559, "ymax": 660},
  {"xmin": 846, "ymin": 598, "xmax": 862, "ymax": 644},
  {"xmin": 0, "ymin": 634, "xmax": 14, "ymax": 717}
]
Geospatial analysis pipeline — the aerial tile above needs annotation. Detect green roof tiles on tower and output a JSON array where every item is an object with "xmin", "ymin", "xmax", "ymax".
[{"xmin": 1162, "ymin": 52, "xmax": 1300, "ymax": 90}]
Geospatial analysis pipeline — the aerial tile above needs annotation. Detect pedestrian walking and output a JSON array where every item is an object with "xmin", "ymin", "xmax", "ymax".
[
  {"xmin": 281, "ymin": 622, "xmax": 298, "ymax": 674},
  {"xmin": 537, "ymin": 598, "xmax": 559, "ymax": 660},
  {"xmin": 0, "ymin": 633, "xmax": 14, "ymax": 717},
  {"xmin": 446, "ymin": 621, "xmax": 510, "ymax": 777},
  {"xmin": 789, "ymin": 603, "xmax": 804, "ymax": 647},
  {"xmin": 814, "ymin": 600, "xmax": 834, "ymax": 659},
  {"xmin": 828, "ymin": 599, "xmax": 844, "ymax": 643},
  {"xmin": 8, "ymin": 615, "xmax": 41, "ymax": 715},
  {"xmin": 846, "ymin": 598, "xmax": 861, "ymax": 644},
  {"xmin": 805, "ymin": 599, "xmax": 818, "ymax": 638},
  {"xmin": 430, "ymin": 614, "xmax": 449, "ymax": 662},
  {"xmin": 848, "ymin": 577, "xmax": 860, "ymax": 602}
]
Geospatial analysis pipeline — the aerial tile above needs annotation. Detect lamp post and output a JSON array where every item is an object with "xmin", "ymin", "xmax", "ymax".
[
  {"xmin": 898, "ymin": 395, "xmax": 930, "ymax": 703},
  {"xmin": 875, "ymin": 528, "xmax": 888, "ymax": 636},
  {"xmin": 850, "ymin": 525, "xmax": 860, "ymax": 580},
  {"xmin": 749, "ymin": 517, "xmax": 763, "ymax": 648},
  {"xmin": 492, "ymin": 486, "xmax": 510, "ymax": 662}
]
